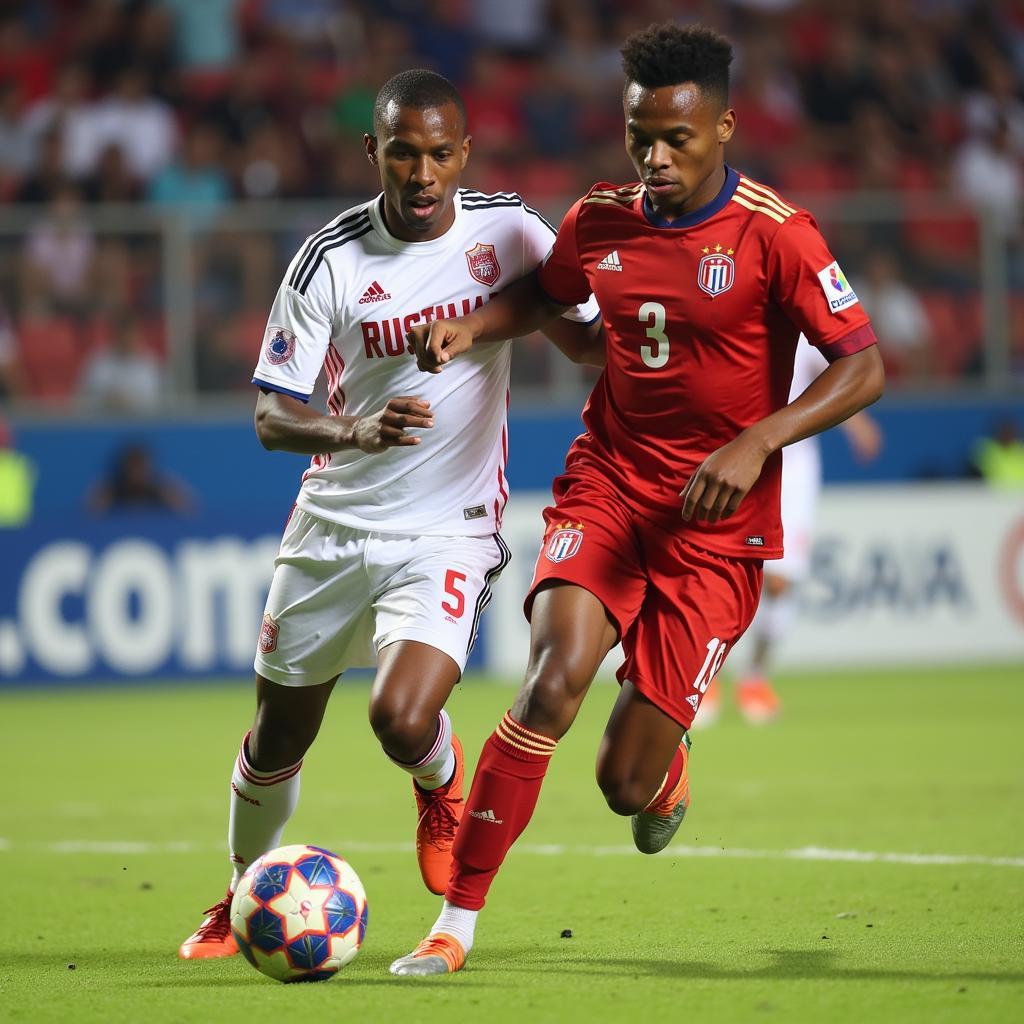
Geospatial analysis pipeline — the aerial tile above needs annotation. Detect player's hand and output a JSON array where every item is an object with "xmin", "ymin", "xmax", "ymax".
[
  {"xmin": 407, "ymin": 319, "xmax": 476, "ymax": 373},
  {"xmin": 352, "ymin": 397, "xmax": 433, "ymax": 453},
  {"xmin": 680, "ymin": 432, "xmax": 770, "ymax": 524}
]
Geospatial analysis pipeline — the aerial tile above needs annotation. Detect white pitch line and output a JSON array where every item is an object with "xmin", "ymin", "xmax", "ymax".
[{"xmin": 1, "ymin": 838, "xmax": 1022, "ymax": 868}]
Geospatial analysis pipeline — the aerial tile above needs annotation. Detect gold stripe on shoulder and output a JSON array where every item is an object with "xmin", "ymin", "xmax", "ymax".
[
  {"xmin": 730, "ymin": 194, "xmax": 786, "ymax": 224},
  {"xmin": 589, "ymin": 186, "xmax": 643, "ymax": 201},
  {"xmin": 739, "ymin": 178, "xmax": 797, "ymax": 215},
  {"xmin": 735, "ymin": 184, "xmax": 793, "ymax": 219},
  {"xmin": 583, "ymin": 195, "xmax": 636, "ymax": 207}
]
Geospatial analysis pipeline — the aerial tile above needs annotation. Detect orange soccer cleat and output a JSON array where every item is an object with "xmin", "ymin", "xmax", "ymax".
[
  {"xmin": 631, "ymin": 735, "xmax": 691, "ymax": 854},
  {"xmin": 178, "ymin": 891, "xmax": 238, "ymax": 959},
  {"xmin": 414, "ymin": 734, "xmax": 465, "ymax": 895},
  {"xmin": 736, "ymin": 674, "xmax": 782, "ymax": 724},
  {"xmin": 389, "ymin": 931, "xmax": 467, "ymax": 976}
]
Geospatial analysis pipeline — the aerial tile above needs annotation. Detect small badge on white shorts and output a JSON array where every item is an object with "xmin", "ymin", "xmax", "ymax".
[
  {"xmin": 259, "ymin": 613, "xmax": 279, "ymax": 654},
  {"xmin": 816, "ymin": 261, "xmax": 859, "ymax": 314},
  {"xmin": 463, "ymin": 504, "xmax": 487, "ymax": 520}
]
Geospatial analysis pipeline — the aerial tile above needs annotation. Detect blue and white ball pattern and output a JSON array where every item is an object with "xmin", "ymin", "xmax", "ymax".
[{"xmin": 230, "ymin": 844, "xmax": 368, "ymax": 982}]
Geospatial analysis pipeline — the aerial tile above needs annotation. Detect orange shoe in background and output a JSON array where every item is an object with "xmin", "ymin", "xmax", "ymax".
[
  {"xmin": 414, "ymin": 734, "xmax": 465, "ymax": 895},
  {"xmin": 178, "ymin": 891, "xmax": 238, "ymax": 959},
  {"xmin": 736, "ymin": 674, "xmax": 782, "ymax": 724},
  {"xmin": 693, "ymin": 677, "xmax": 721, "ymax": 727}
]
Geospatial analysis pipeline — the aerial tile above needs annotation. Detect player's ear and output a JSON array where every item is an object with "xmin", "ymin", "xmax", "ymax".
[
  {"xmin": 460, "ymin": 133, "xmax": 472, "ymax": 168},
  {"xmin": 365, "ymin": 133, "xmax": 379, "ymax": 166},
  {"xmin": 717, "ymin": 107, "xmax": 736, "ymax": 144}
]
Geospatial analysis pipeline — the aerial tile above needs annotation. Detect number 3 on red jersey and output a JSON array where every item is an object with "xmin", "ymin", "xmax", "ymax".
[{"xmin": 639, "ymin": 301, "xmax": 670, "ymax": 368}]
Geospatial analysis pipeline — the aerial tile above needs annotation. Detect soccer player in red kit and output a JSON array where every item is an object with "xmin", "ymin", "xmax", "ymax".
[{"xmin": 390, "ymin": 23, "xmax": 885, "ymax": 975}]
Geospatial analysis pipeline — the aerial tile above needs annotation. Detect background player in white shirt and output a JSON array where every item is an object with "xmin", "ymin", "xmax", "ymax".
[
  {"xmin": 178, "ymin": 70, "xmax": 600, "ymax": 959},
  {"xmin": 700, "ymin": 336, "xmax": 882, "ymax": 724}
]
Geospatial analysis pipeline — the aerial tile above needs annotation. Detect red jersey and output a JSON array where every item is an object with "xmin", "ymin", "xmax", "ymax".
[{"xmin": 537, "ymin": 167, "xmax": 877, "ymax": 559}]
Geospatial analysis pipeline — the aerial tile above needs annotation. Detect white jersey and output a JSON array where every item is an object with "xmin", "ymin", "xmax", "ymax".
[
  {"xmin": 785, "ymin": 336, "xmax": 829, "ymax": 464},
  {"xmin": 775, "ymin": 336, "xmax": 828, "ymax": 580},
  {"xmin": 253, "ymin": 189, "xmax": 600, "ymax": 536}
]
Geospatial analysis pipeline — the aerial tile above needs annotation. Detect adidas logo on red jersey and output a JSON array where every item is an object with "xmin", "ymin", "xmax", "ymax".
[
  {"xmin": 596, "ymin": 250, "xmax": 623, "ymax": 271},
  {"xmin": 358, "ymin": 281, "xmax": 391, "ymax": 304}
]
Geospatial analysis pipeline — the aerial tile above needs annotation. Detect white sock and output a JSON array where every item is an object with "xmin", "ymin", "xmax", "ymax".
[
  {"xmin": 228, "ymin": 731, "xmax": 302, "ymax": 889},
  {"xmin": 747, "ymin": 587, "xmax": 797, "ymax": 654},
  {"xmin": 387, "ymin": 709, "xmax": 455, "ymax": 792},
  {"xmin": 429, "ymin": 900, "xmax": 478, "ymax": 953}
]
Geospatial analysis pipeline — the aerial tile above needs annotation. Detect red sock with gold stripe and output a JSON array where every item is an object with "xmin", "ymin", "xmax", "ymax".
[{"xmin": 445, "ymin": 711, "xmax": 557, "ymax": 911}]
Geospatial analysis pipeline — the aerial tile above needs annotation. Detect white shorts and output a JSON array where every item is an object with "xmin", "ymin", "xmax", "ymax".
[
  {"xmin": 254, "ymin": 508, "xmax": 511, "ymax": 686},
  {"xmin": 773, "ymin": 440, "xmax": 822, "ymax": 584}
]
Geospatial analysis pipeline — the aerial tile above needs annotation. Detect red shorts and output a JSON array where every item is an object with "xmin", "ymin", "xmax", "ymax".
[{"xmin": 525, "ymin": 474, "xmax": 763, "ymax": 729}]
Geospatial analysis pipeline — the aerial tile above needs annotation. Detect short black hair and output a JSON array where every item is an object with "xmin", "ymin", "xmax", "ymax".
[
  {"xmin": 621, "ymin": 23, "xmax": 733, "ymax": 106},
  {"xmin": 372, "ymin": 69, "xmax": 466, "ymax": 135}
]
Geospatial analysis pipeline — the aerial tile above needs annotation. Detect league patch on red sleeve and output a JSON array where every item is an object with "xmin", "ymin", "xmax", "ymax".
[
  {"xmin": 264, "ymin": 327, "xmax": 296, "ymax": 365},
  {"xmin": 816, "ymin": 261, "xmax": 859, "ymax": 314}
]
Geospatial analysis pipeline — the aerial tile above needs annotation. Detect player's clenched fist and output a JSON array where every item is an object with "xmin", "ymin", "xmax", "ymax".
[
  {"xmin": 407, "ymin": 319, "xmax": 477, "ymax": 373},
  {"xmin": 681, "ymin": 432, "xmax": 770, "ymax": 524},
  {"xmin": 353, "ymin": 397, "xmax": 434, "ymax": 453}
]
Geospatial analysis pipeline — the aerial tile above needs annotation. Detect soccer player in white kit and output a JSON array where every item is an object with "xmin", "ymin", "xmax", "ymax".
[
  {"xmin": 701, "ymin": 336, "xmax": 882, "ymax": 724},
  {"xmin": 178, "ymin": 70, "xmax": 600, "ymax": 959}
]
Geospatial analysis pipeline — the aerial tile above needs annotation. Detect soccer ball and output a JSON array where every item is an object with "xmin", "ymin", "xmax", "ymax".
[{"xmin": 230, "ymin": 844, "xmax": 368, "ymax": 982}]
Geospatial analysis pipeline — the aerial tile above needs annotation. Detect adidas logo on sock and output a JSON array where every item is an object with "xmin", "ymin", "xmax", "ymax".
[
  {"xmin": 469, "ymin": 808, "xmax": 504, "ymax": 824},
  {"xmin": 596, "ymin": 250, "xmax": 623, "ymax": 271},
  {"xmin": 358, "ymin": 280, "xmax": 391, "ymax": 304}
]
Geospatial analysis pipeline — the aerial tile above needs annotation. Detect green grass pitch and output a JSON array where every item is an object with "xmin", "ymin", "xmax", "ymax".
[{"xmin": 1, "ymin": 665, "xmax": 1022, "ymax": 1024}]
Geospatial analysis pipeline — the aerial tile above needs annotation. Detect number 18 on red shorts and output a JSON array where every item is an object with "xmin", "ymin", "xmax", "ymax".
[{"xmin": 525, "ymin": 477, "xmax": 763, "ymax": 729}]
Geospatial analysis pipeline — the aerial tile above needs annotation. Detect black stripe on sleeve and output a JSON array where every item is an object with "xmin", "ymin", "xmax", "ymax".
[
  {"xmin": 288, "ymin": 210, "xmax": 371, "ymax": 291},
  {"xmin": 295, "ymin": 222, "xmax": 375, "ymax": 296}
]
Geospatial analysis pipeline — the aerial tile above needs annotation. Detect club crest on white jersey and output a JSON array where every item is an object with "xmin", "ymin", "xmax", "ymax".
[{"xmin": 465, "ymin": 242, "xmax": 501, "ymax": 286}]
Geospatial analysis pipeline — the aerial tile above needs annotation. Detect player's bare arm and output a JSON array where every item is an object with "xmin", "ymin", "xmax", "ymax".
[
  {"xmin": 682, "ymin": 345, "xmax": 885, "ymax": 524},
  {"xmin": 542, "ymin": 317, "xmax": 606, "ymax": 368},
  {"xmin": 408, "ymin": 270, "xmax": 568, "ymax": 373},
  {"xmin": 254, "ymin": 389, "xmax": 433, "ymax": 455}
]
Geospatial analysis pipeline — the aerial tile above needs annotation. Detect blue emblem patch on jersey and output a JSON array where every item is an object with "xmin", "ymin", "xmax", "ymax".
[{"xmin": 265, "ymin": 328, "xmax": 296, "ymax": 365}]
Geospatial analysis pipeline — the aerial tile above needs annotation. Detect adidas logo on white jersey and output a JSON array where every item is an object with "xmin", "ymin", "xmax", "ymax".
[
  {"xmin": 358, "ymin": 280, "xmax": 391, "ymax": 304},
  {"xmin": 469, "ymin": 808, "xmax": 503, "ymax": 824},
  {"xmin": 596, "ymin": 250, "xmax": 623, "ymax": 271}
]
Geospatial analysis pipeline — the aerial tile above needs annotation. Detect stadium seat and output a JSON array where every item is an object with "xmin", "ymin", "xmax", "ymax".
[
  {"xmin": 918, "ymin": 291, "xmax": 983, "ymax": 377},
  {"xmin": 16, "ymin": 318, "xmax": 85, "ymax": 401}
]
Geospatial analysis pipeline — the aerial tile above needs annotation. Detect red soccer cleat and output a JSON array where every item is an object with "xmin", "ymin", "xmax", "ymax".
[
  {"xmin": 736, "ymin": 674, "xmax": 782, "ymax": 724},
  {"xmin": 414, "ymin": 735, "xmax": 465, "ymax": 895},
  {"xmin": 178, "ymin": 891, "xmax": 238, "ymax": 959}
]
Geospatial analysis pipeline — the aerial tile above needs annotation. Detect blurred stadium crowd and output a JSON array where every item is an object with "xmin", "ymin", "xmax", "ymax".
[{"xmin": 0, "ymin": 0, "xmax": 1022, "ymax": 409}]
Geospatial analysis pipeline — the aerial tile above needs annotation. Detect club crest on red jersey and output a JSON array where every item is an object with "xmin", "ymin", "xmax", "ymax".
[
  {"xmin": 545, "ymin": 522, "xmax": 584, "ymax": 563},
  {"xmin": 259, "ymin": 613, "xmax": 279, "ymax": 655},
  {"xmin": 265, "ymin": 327, "xmax": 296, "ymax": 365},
  {"xmin": 697, "ymin": 245, "xmax": 735, "ymax": 297},
  {"xmin": 465, "ymin": 242, "xmax": 501, "ymax": 286}
]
